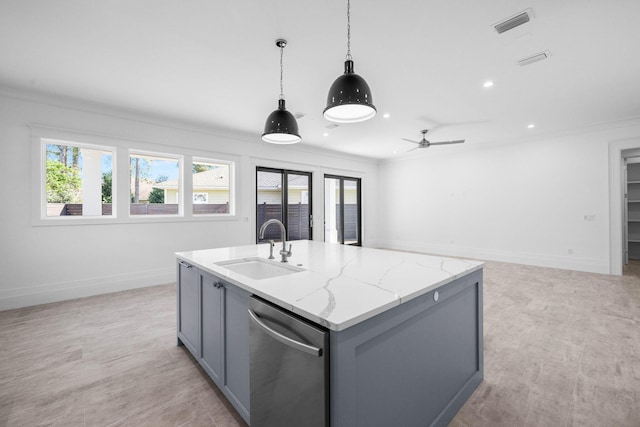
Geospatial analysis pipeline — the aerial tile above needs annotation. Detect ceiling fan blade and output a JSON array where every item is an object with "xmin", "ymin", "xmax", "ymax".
[
  {"xmin": 430, "ymin": 140, "xmax": 465, "ymax": 145},
  {"xmin": 402, "ymin": 138, "xmax": 421, "ymax": 145},
  {"xmin": 407, "ymin": 146, "xmax": 421, "ymax": 152}
]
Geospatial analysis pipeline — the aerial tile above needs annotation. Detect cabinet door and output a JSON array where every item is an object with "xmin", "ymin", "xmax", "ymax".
[
  {"xmin": 177, "ymin": 261, "xmax": 200, "ymax": 355},
  {"xmin": 201, "ymin": 272, "xmax": 224, "ymax": 386},
  {"xmin": 224, "ymin": 284, "xmax": 251, "ymax": 420}
]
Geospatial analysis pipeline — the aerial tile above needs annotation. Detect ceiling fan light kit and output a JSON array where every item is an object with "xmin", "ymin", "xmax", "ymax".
[
  {"xmin": 262, "ymin": 39, "xmax": 301, "ymax": 144},
  {"xmin": 324, "ymin": 0, "xmax": 376, "ymax": 123}
]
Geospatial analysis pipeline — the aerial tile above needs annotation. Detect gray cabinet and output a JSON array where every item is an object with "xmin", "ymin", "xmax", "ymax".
[
  {"xmin": 177, "ymin": 260, "xmax": 199, "ymax": 355},
  {"xmin": 178, "ymin": 259, "xmax": 482, "ymax": 427},
  {"xmin": 330, "ymin": 269, "xmax": 483, "ymax": 427},
  {"xmin": 200, "ymin": 272, "xmax": 224, "ymax": 385},
  {"xmin": 177, "ymin": 262, "xmax": 250, "ymax": 424},
  {"xmin": 223, "ymin": 284, "xmax": 251, "ymax": 415}
]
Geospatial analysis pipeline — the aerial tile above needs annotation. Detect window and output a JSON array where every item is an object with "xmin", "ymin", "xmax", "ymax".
[
  {"xmin": 191, "ymin": 160, "xmax": 233, "ymax": 215},
  {"xmin": 129, "ymin": 151, "xmax": 181, "ymax": 216},
  {"xmin": 193, "ymin": 193, "xmax": 208, "ymax": 203},
  {"xmin": 324, "ymin": 175, "xmax": 361, "ymax": 246},
  {"xmin": 34, "ymin": 127, "xmax": 238, "ymax": 225},
  {"xmin": 43, "ymin": 139, "xmax": 114, "ymax": 218},
  {"xmin": 256, "ymin": 167, "xmax": 312, "ymax": 242}
]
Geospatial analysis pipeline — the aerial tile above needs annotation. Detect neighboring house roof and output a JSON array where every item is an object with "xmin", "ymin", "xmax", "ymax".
[
  {"xmin": 131, "ymin": 178, "xmax": 155, "ymax": 200},
  {"xmin": 154, "ymin": 168, "xmax": 229, "ymax": 190}
]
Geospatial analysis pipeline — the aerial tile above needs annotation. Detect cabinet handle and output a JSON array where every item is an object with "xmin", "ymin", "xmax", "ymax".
[
  {"xmin": 179, "ymin": 261, "xmax": 192, "ymax": 268},
  {"xmin": 213, "ymin": 282, "xmax": 223, "ymax": 289},
  {"xmin": 248, "ymin": 309, "xmax": 322, "ymax": 357}
]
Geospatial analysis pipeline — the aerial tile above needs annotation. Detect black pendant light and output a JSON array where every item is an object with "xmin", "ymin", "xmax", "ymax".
[
  {"xmin": 324, "ymin": 0, "xmax": 376, "ymax": 123},
  {"xmin": 262, "ymin": 39, "xmax": 301, "ymax": 144}
]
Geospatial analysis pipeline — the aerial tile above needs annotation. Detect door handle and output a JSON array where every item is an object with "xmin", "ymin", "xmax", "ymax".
[{"xmin": 248, "ymin": 309, "xmax": 322, "ymax": 357}]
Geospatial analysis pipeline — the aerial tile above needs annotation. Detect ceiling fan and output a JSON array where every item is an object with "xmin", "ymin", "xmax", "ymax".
[{"xmin": 402, "ymin": 129, "xmax": 465, "ymax": 152}]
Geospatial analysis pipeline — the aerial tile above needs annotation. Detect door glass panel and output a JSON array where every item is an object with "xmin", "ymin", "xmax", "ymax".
[
  {"xmin": 324, "ymin": 176, "xmax": 361, "ymax": 245},
  {"xmin": 287, "ymin": 173, "xmax": 310, "ymax": 240},
  {"xmin": 257, "ymin": 170, "xmax": 283, "ymax": 242},
  {"xmin": 324, "ymin": 177, "xmax": 341, "ymax": 244},
  {"xmin": 343, "ymin": 179, "xmax": 359, "ymax": 245}
]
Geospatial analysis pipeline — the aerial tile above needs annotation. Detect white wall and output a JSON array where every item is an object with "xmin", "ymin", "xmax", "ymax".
[
  {"xmin": 0, "ymin": 88, "xmax": 379, "ymax": 310},
  {"xmin": 377, "ymin": 121, "xmax": 640, "ymax": 274}
]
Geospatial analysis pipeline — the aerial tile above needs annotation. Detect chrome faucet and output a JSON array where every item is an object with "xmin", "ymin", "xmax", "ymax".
[
  {"xmin": 259, "ymin": 219, "xmax": 292, "ymax": 263},
  {"xmin": 267, "ymin": 240, "xmax": 275, "ymax": 260}
]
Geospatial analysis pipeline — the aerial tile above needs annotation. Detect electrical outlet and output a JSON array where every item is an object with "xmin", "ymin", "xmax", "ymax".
[{"xmin": 584, "ymin": 215, "xmax": 596, "ymax": 221}]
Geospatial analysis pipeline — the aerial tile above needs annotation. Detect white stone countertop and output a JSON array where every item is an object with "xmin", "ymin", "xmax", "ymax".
[{"xmin": 176, "ymin": 240, "xmax": 483, "ymax": 331}]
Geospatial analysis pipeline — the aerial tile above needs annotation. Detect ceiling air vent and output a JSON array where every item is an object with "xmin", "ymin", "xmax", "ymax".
[
  {"xmin": 494, "ymin": 9, "xmax": 532, "ymax": 34},
  {"xmin": 518, "ymin": 51, "xmax": 549, "ymax": 66}
]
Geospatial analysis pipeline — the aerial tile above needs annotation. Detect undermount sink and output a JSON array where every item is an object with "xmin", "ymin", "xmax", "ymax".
[{"xmin": 215, "ymin": 257, "xmax": 305, "ymax": 280}]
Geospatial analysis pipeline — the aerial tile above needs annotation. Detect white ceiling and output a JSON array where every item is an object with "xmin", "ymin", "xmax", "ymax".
[{"xmin": 1, "ymin": 1, "xmax": 639, "ymax": 159}]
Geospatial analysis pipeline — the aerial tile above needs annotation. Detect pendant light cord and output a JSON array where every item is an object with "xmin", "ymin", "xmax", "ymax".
[
  {"xmin": 346, "ymin": 0, "xmax": 352, "ymax": 60},
  {"xmin": 279, "ymin": 45, "xmax": 284, "ymax": 100}
]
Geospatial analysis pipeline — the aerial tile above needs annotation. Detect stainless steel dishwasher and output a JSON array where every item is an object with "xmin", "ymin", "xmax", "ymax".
[{"xmin": 248, "ymin": 296, "xmax": 329, "ymax": 427}]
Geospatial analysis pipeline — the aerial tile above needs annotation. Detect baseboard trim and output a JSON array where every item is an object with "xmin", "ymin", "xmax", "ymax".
[
  {"xmin": 375, "ymin": 240, "xmax": 610, "ymax": 274},
  {"xmin": 0, "ymin": 268, "xmax": 175, "ymax": 311}
]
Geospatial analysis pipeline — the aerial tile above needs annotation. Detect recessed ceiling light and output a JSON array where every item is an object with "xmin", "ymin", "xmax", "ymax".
[
  {"xmin": 527, "ymin": 124, "xmax": 535, "ymax": 129},
  {"xmin": 323, "ymin": 132, "xmax": 329, "ymax": 137},
  {"xmin": 483, "ymin": 81, "xmax": 494, "ymax": 88},
  {"xmin": 383, "ymin": 113, "xmax": 390, "ymax": 119}
]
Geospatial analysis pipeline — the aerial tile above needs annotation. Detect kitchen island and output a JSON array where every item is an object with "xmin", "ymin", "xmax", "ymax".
[{"xmin": 176, "ymin": 240, "xmax": 483, "ymax": 427}]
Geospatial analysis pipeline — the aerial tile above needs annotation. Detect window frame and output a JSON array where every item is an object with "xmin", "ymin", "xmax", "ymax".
[
  {"xmin": 30, "ymin": 125, "xmax": 240, "ymax": 226},
  {"xmin": 324, "ymin": 174, "xmax": 362, "ymax": 246},
  {"xmin": 256, "ymin": 166, "xmax": 313, "ymax": 243},
  {"xmin": 191, "ymin": 157, "xmax": 236, "ymax": 217},
  {"xmin": 39, "ymin": 137, "xmax": 117, "ymax": 222},
  {"xmin": 128, "ymin": 149, "xmax": 184, "ymax": 218}
]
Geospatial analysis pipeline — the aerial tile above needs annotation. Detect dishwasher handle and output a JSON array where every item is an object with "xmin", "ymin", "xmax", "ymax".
[{"xmin": 248, "ymin": 309, "xmax": 322, "ymax": 357}]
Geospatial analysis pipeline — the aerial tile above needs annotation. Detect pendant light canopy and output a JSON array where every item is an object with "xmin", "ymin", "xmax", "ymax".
[
  {"xmin": 324, "ymin": 0, "xmax": 376, "ymax": 123},
  {"xmin": 262, "ymin": 39, "xmax": 301, "ymax": 144}
]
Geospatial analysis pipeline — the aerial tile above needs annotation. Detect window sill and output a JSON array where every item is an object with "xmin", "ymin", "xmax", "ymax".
[{"xmin": 33, "ymin": 214, "xmax": 240, "ymax": 227}]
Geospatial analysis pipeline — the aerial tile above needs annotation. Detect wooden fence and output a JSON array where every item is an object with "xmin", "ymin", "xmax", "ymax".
[
  {"xmin": 257, "ymin": 203, "xmax": 310, "ymax": 241},
  {"xmin": 342, "ymin": 204, "xmax": 359, "ymax": 242},
  {"xmin": 257, "ymin": 203, "xmax": 358, "ymax": 242},
  {"xmin": 47, "ymin": 203, "xmax": 114, "ymax": 216}
]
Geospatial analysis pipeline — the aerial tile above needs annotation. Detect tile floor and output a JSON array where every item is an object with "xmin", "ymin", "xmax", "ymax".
[
  {"xmin": 1, "ymin": 259, "xmax": 639, "ymax": 426},
  {"xmin": 0, "ymin": 286, "xmax": 247, "ymax": 427}
]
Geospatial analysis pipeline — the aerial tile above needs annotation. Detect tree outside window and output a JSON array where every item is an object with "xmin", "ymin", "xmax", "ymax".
[{"xmin": 44, "ymin": 141, "xmax": 113, "ymax": 217}]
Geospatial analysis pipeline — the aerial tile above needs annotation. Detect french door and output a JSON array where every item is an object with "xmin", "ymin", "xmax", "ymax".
[
  {"xmin": 324, "ymin": 175, "xmax": 361, "ymax": 246},
  {"xmin": 256, "ymin": 167, "xmax": 312, "ymax": 243}
]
